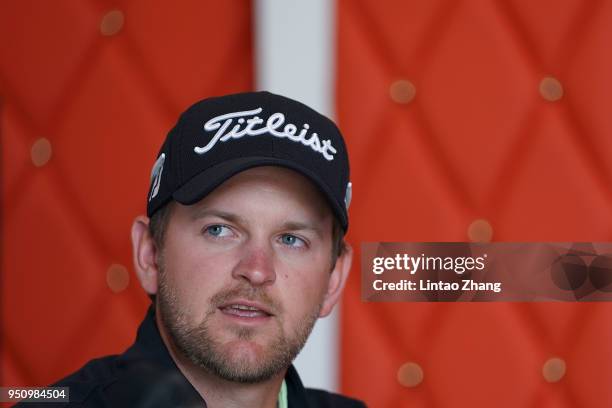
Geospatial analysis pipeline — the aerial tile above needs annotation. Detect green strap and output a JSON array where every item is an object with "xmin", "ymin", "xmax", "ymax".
[{"xmin": 277, "ymin": 379, "xmax": 288, "ymax": 408}]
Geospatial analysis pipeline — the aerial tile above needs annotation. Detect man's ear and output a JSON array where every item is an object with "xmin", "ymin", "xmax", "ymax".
[
  {"xmin": 131, "ymin": 215, "xmax": 160, "ymax": 296},
  {"xmin": 319, "ymin": 243, "xmax": 353, "ymax": 318}
]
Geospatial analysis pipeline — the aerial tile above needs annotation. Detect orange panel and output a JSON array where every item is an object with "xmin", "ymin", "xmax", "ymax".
[
  {"xmin": 337, "ymin": 0, "xmax": 612, "ymax": 407},
  {"xmin": 0, "ymin": 0, "xmax": 253, "ymax": 387}
]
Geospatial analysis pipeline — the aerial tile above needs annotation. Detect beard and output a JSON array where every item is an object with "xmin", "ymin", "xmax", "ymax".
[{"xmin": 156, "ymin": 264, "xmax": 321, "ymax": 384}]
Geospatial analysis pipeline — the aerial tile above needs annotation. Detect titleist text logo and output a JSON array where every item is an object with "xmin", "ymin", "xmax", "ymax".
[{"xmin": 193, "ymin": 108, "xmax": 337, "ymax": 161}]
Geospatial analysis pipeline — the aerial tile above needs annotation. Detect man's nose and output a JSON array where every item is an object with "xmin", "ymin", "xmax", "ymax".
[{"xmin": 231, "ymin": 242, "xmax": 276, "ymax": 286}]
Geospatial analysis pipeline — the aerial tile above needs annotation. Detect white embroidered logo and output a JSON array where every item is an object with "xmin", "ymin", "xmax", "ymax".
[
  {"xmin": 193, "ymin": 108, "xmax": 337, "ymax": 161},
  {"xmin": 148, "ymin": 153, "xmax": 165, "ymax": 201},
  {"xmin": 344, "ymin": 181, "xmax": 352, "ymax": 210}
]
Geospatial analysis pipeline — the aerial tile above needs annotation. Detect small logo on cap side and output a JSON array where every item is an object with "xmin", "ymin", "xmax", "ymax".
[
  {"xmin": 149, "ymin": 153, "xmax": 165, "ymax": 201},
  {"xmin": 193, "ymin": 108, "xmax": 337, "ymax": 161},
  {"xmin": 345, "ymin": 182, "xmax": 352, "ymax": 210}
]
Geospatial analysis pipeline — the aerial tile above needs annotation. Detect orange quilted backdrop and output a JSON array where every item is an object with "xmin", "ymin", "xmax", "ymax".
[
  {"xmin": 2, "ymin": 1, "xmax": 612, "ymax": 407},
  {"xmin": 338, "ymin": 0, "xmax": 612, "ymax": 407},
  {"xmin": 0, "ymin": 0, "xmax": 253, "ymax": 388}
]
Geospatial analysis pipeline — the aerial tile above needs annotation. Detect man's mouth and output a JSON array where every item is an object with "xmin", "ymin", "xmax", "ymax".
[{"xmin": 218, "ymin": 300, "xmax": 274, "ymax": 319}]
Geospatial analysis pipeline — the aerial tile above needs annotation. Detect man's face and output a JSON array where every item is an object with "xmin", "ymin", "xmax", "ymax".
[{"xmin": 155, "ymin": 166, "xmax": 338, "ymax": 383}]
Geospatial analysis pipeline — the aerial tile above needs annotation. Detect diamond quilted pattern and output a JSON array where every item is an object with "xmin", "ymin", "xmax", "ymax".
[
  {"xmin": 120, "ymin": 0, "xmax": 254, "ymax": 110},
  {"xmin": 417, "ymin": 2, "xmax": 535, "ymax": 205},
  {"xmin": 570, "ymin": 306, "xmax": 612, "ymax": 407},
  {"xmin": 1, "ymin": 105, "xmax": 31, "ymax": 199},
  {"xmin": 1, "ymin": 1, "xmax": 253, "ymax": 388},
  {"xmin": 497, "ymin": 113, "xmax": 612, "ymax": 239},
  {"xmin": 53, "ymin": 45, "xmax": 171, "ymax": 258},
  {"xmin": 423, "ymin": 306, "xmax": 535, "ymax": 407},
  {"xmin": 3, "ymin": 174, "xmax": 105, "ymax": 380},
  {"xmin": 3, "ymin": 1, "xmax": 611, "ymax": 405},
  {"xmin": 502, "ymin": 0, "xmax": 586, "ymax": 66},
  {"xmin": 564, "ymin": 0, "xmax": 612, "ymax": 182},
  {"xmin": 347, "ymin": 117, "xmax": 468, "ymax": 241},
  {"xmin": 338, "ymin": 0, "xmax": 612, "ymax": 406},
  {"xmin": 512, "ymin": 303, "xmax": 583, "ymax": 351},
  {"xmin": 345, "ymin": 0, "xmax": 447, "ymax": 71},
  {"xmin": 0, "ymin": 1, "xmax": 98, "ymax": 124}
]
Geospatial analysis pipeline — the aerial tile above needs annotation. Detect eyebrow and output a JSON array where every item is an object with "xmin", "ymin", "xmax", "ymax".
[
  {"xmin": 191, "ymin": 209, "xmax": 246, "ymax": 225},
  {"xmin": 280, "ymin": 221, "xmax": 324, "ymax": 238}
]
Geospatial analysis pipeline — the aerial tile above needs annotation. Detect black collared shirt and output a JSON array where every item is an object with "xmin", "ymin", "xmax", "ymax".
[{"xmin": 24, "ymin": 307, "xmax": 365, "ymax": 408}]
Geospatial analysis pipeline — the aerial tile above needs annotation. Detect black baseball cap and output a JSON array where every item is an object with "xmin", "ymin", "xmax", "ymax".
[{"xmin": 146, "ymin": 91, "xmax": 352, "ymax": 232}]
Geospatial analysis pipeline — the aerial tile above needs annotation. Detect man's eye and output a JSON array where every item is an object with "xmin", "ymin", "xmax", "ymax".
[
  {"xmin": 280, "ymin": 234, "xmax": 306, "ymax": 248},
  {"xmin": 204, "ymin": 225, "xmax": 233, "ymax": 238}
]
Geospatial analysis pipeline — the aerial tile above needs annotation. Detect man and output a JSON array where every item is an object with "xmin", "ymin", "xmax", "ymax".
[{"xmin": 45, "ymin": 92, "xmax": 365, "ymax": 407}]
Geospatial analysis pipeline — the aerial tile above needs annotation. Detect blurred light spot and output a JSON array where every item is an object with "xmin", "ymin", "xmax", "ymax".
[
  {"xmin": 107, "ymin": 264, "xmax": 130, "ymax": 293},
  {"xmin": 539, "ymin": 77, "xmax": 563, "ymax": 101},
  {"xmin": 390, "ymin": 80, "xmax": 416, "ymax": 104},
  {"xmin": 542, "ymin": 357, "xmax": 566, "ymax": 383},
  {"xmin": 31, "ymin": 138, "xmax": 52, "ymax": 167},
  {"xmin": 468, "ymin": 219, "xmax": 493, "ymax": 242},
  {"xmin": 100, "ymin": 10, "xmax": 124, "ymax": 36},
  {"xmin": 397, "ymin": 362, "xmax": 423, "ymax": 387}
]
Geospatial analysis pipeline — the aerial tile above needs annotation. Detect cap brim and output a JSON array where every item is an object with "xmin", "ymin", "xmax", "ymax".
[{"xmin": 172, "ymin": 156, "xmax": 348, "ymax": 231}]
